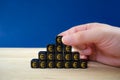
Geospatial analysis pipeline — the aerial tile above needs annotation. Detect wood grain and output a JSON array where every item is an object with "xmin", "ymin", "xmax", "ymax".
[{"xmin": 0, "ymin": 48, "xmax": 119, "ymax": 80}]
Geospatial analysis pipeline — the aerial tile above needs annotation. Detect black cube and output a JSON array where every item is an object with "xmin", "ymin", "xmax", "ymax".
[
  {"xmin": 39, "ymin": 60, "xmax": 47, "ymax": 68},
  {"xmin": 55, "ymin": 61, "xmax": 63, "ymax": 68},
  {"xmin": 31, "ymin": 59, "xmax": 39, "ymax": 68},
  {"xmin": 47, "ymin": 44, "xmax": 55, "ymax": 53},
  {"xmin": 47, "ymin": 60, "xmax": 55, "ymax": 68},
  {"xmin": 47, "ymin": 53, "xmax": 55, "ymax": 60},
  {"xmin": 38, "ymin": 51, "xmax": 47, "ymax": 60},
  {"xmin": 56, "ymin": 36, "xmax": 63, "ymax": 45},
  {"xmin": 80, "ymin": 59, "xmax": 88, "ymax": 69},
  {"xmin": 72, "ymin": 52, "xmax": 80, "ymax": 61}
]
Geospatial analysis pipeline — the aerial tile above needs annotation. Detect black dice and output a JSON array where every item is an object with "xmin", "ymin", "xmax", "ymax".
[
  {"xmin": 38, "ymin": 51, "xmax": 47, "ymax": 60},
  {"xmin": 31, "ymin": 36, "xmax": 88, "ymax": 69},
  {"xmin": 64, "ymin": 53, "xmax": 72, "ymax": 61},
  {"xmin": 39, "ymin": 60, "xmax": 47, "ymax": 68},
  {"xmin": 55, "ymin": 53, "xmax": 63, "ymax": 60},
  {"xmin": 55, "ymin": 60, "xmax": 63, "ymax": 68},
  {"xmin": 47, "ymin": 61, "xmax": 55, "ymax": 68},
  {"xmin": 47, "ymin": 53, "xmax": 54, "ymax": 60},
  {"xmin": 72, "ymin": 52, "xmax": 80, "ymax": 61},
  {"xmin": 56, "ymin": 36, "xmax": 63, "ymax": 44},
  {"xmin": 64, "ymin": 45, "xmax": 72, "ymax": 53},
  {"xmin": 80, "ymin": 59, "xmax": 88, "ymax": 69},
  {"xmin": 31, "ymin": 59, "xmax": 39, "ymax": 68},
  {"xmin": 56, "ymin": 45, "xmax": 63, "ymax": 53},
  {"xmin": 47, "ymin": 44, "xmax": 55, "ymax": 53},
  {"xmin": 64, "ymin": 61, "xmax": 72, "ymax": 68}
]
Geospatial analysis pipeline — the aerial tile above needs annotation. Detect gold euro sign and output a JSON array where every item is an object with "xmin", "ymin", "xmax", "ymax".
[
  {"xmin": 32, "ymin": 62, "xmax": 37, "ymax": 68},
  {"xmin": 48, "ymin": 54, "xmax": 53, "ymax": 60},
  {"xmin": 49, "ymin": 61, "xmax": 53, "ymax": 68},
  {"xmin": 40, "ymin": 54, "xmax": 44, "ymax": 60},
  {"xmin": 74, "ymin": 54, "xmax": 79, "ymax": 60},
  {"xmin": 66, "ymin": 46, "xmax": 70, "ymax": 52},
  {"xmin": 57, "ymin": 37, "xmax": 61, "ymax": 43},
  {"xmin": 57, "ymin": 54, "xmax": 61, "ymax": 60},
  {"xmin": 57, "ymin": 45, "xmax": 62, "ymax": 52},
  {"xmin": 40, "ymin": 61, "xmax": 45, "ymax": 68},
  {"xmin": 65, "ymin": 62, "xmax": 69, "ymax": 68},
  {"xmin": 65, "ymin": 54, "xmax": 70, "ymax": 60},
  {"xmin": 56, "ymin": 62, "xmax": 61, "ymax": 68},
  {"xmin": 73, "ymin": 62, "xmax": 77, "ymax": 68},
  {"xmin": 48, "ymin": 46, "xmax": 53, "ymax": 52},
  {"xmin": 81, "ymin": 62, "xmax": 86, "ymax": 68}
]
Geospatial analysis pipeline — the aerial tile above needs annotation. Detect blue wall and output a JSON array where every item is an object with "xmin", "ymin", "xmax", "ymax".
[{"xmin": 0, "ymin": 0, "xmax": 120, "ymax": 47}]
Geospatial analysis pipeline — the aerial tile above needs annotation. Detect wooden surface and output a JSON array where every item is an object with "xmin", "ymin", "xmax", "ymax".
[{"xmin": 0, "ymin": 48, "xmax": 120, "ymax": 80}]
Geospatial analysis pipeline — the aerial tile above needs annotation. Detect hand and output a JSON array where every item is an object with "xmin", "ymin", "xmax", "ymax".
[{"xmin": 59, "ymin": 23, "xmax": 120, "ymax": 67}]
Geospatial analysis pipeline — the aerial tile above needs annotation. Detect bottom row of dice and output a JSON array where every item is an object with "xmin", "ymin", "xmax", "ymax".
[{"xmin": 31, "ymin": 59, "xmax": 88, "ymax": 69}]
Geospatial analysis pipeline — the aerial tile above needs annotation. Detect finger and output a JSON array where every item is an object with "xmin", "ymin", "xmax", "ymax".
[{"xmin": 62, "ymin": 28, "xmax": 100, "ymax": 46}]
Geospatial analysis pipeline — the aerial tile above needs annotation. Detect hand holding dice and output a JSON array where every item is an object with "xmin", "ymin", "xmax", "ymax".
[{"xmin": 31, "ymin": 36, "xmax": 88, "ymax": 69}]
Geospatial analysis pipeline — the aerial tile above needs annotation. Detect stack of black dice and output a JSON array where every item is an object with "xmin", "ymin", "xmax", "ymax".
[{"xmin": 31, "ymin": 36, "xmax": 88, "ymax": 69}]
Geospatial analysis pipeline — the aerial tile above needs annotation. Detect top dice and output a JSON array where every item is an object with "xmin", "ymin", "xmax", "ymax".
[{"xmin": 56, "ymin": 36, "xmax": 63, "ymax": 45}]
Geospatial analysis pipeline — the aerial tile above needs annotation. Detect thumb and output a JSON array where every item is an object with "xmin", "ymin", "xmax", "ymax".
[{"xmin": 62, "ymin": 29, "xmax": 101, "ymax": 46}]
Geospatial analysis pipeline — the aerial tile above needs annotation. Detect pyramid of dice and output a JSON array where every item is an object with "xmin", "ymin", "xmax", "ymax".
[{"xmin": 31, "ymin": 36, "xmax": 88, "ymax": 69}]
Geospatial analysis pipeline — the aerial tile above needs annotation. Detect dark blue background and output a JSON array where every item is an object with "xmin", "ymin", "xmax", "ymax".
[{"xmin": 0, "ymin": 0, "xmax": 120, "ymax": 47}]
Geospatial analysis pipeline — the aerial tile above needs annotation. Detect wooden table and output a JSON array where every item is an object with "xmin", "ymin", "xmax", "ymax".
[{"xmin": 0, "ymin": 48, "xmax": 119, "ymax": 80}]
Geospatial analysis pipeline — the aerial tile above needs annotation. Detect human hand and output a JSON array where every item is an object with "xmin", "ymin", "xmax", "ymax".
[{"xmin": 59, "ymin": 23, "xmax": 120, "ymax": 67}]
